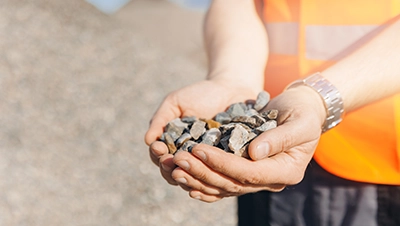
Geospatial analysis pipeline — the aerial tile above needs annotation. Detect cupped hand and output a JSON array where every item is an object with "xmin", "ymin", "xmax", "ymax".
[
  {"xmin": 170, "ymin": 86, "xmax": 327, "ymax": 202},
  {"xmin": 145, "ymin": 79, "xmax": 260, "ymax": 186}
]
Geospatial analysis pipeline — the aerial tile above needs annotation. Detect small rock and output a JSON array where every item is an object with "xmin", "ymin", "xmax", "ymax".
[
  {"xmin": 190, "ymin": 120, "xmax": 206, "ymax": 140},
  {"xmin": 219, "ymin": 135, "xmax": 231, "ymax": 152},
  {"xmin": 247, "ymin": 132, "xmax": 258, "ymax": 143},
  {"xmin": 255, "ymin": 120, "xmax": 277, "ymax": 133},
  {"xmin": 214, "ymin": 112, "xmax": 232, "ymax": 124},
  {"xmin": 178, "ymin": 140, "xmax": 198, "ymax": 153},
  {"xmin": 228, "ymin": 124, "xmax": 249, "ymax": 152},
  {"xmin": 164, "ymin": 132, "xmax": 177, "ymax": 154},
  {"xmin": 219, "ymin": 123, "xmax": 235, "ymax": 135},
  {"xmin": 254, "ymin": 91, "xmax": 270, "ymax": 111},
  {"xmin": 236, "ymin": 144, "xmax": 250, "ymax": 158},
  {"xmin": 176, "ymin": 133, "xmax": 192, "ymax": 149},
  {"xmin": 251, "ymin": 114, "xmax": 266, "ymax": 127},
  {"xmin": 245, "ymin": 108, "xmax": 259, "ymax": 117},
  {"xmin": 181, "ymin": 116, "xmax": 197, "ymax": 124},
  {"xmin": 226, "ymin": 103, "xmax": 246, "ymax": 118},
  {"xmin": 261, "ymin": 109, "xmax": 278, "ymax": 120},
  {"xmin": 201, "ymin": 128, "xmax": 221, "ymax": 146},
  {"xmin": 166, "ymin": 118, "xmax": 188, "ymax": 141},
  {"xmin": 232, "ymin": 116, "xmax": 258, "ymax": 128},
  {"xmin": 203, "ymin": 119, "xmax": 221, "ymax": 129}
]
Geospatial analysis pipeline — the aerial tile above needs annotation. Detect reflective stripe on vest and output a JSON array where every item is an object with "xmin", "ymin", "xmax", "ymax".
[
  {"xmin": 266, "ymin": 23, "xmax": 387, "ymax": 60},
  {"xmin": 261, "ymin": 0, "xmax": 400, "ymax": 184}
]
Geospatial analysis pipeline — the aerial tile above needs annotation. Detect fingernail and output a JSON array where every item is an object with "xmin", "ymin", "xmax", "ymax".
[
  {"xmin": 195, "ymin": 151, "xmax": 206, "ymax": 161},
  {"xmin": 177, "ymin": 160, "xmax": 190, "ymax": 171},
  {"xmin": 161, "ymin": 162, "xmax": 172, "ymax": 171},
  {"xmin": 255, "ymin": 142, "xmax": 270, "ymax": 160},
  {"xmin": 175, "ymin": 177, "xmax": 187, "ymax": 184},
  {"xmin": 194, "ymin": 196, "xmax": 201, "ymax": 200}
]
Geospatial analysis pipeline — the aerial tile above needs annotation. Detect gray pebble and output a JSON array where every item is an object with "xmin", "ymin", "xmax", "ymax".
[
  {"xmin": 166, "ymin": 118, "xmax": 188, "ymax": 141},
  {"xmin": 255, "ymin": 120, "xmax": 277, "ymax": 133},
  {"xmin": 228, "ymin": 124, "xmax": 249, "ymax": 152},
  {"xmin": 226, "ymin": 103, "xmax": 246, "ymax": 118},
  {"xmin": 214, "ymin": 112, "xmax": 232, "ymax": 124},
  {"xmin": 254, "ymin": 91, "xmax": 270, "ymax": 111},
  {"xmin": 190, "ymin": 120, "xmax": 206, "ymax": 140},
  {"xmin": 176, "ymin": 132, "xmax": 192, "ymax": 149},
  {"xmin": 201, "ymin": 128, "xmax": 221, "ymax": 146}
]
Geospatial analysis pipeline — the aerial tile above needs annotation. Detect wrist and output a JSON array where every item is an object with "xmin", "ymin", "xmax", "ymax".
[
  {"xmin": 285, "ymin": 86, "xmax": 327, "ymax": 129},
  {"xmin": 285, "ymin": 73, "xmax": 344, "ymax": 133}
]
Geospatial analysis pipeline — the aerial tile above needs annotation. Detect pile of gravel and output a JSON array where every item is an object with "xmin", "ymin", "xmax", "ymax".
[{"xmin": 160, "ymin": 91, "xmax": 278, "ymax": 158}]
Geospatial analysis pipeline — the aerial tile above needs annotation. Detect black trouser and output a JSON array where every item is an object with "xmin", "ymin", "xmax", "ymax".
[{"xmin": 238, "ymin": 160, "xmax": 400, "ymax": 226}]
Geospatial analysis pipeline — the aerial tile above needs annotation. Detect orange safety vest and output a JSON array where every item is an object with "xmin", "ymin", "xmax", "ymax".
[{"xmin": 260, "ymin": 0, "xmax": 400, "ymax": 184}]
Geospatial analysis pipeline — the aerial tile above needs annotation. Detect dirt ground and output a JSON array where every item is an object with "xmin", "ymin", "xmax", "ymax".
[{"xmin": 0, "ymin": 0, "xmax": 237, "ymax": 225}]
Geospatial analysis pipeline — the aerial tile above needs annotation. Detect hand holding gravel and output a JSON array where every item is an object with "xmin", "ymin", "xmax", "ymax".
[{"xmin": 159, "ymin": 91, "xmax": 278, "ymax": 158}]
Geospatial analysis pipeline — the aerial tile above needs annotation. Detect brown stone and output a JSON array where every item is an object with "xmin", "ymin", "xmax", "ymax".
[
  {"xmin": 164, "ymin": 132, "xmax": 177, "ymax": 154},
  {"xmin": 261, "ymin": 109, "xmax": 278, "ymax": 120},
  {"xmin": 202, "ymin": 119, "xmax": 221, "ymax": 129}
]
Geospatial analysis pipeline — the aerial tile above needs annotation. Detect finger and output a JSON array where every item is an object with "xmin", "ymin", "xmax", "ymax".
[
  {"xmin": 172, "ymin": 166, "xmax": 222, "ymax": 196},
  {"xmin": 159, "ymin": 154, "xmax": 178, "ymax": 185},
  {"xmin": 144, "ymin": 95, "xmax": 181, "ymax": 146},
  {"xmin": 149, "ymin": 141, "xmax": 169, "ymax": 166},
  {"xmin": 191, "ymin": 143, "xmax": 311, "ymax": 186},
  {"xmin": 247, "ymin": 116, "xmax": 321, "ymax": 161},
  {"xmin": 174, "ymin": 145, "xmax": 262, "ymax": 195},
  {"xmin": 189, "ymin": 190, "xmax": 223, "ymax": 203}
]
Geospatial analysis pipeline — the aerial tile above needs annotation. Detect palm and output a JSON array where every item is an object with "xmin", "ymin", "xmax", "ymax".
[{"xmin": 145, "ymin": 80, "xmax": 258, "ymax": 145}]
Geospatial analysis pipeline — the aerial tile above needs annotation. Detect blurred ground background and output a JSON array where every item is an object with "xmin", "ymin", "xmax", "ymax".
[{"xmin": 0, "ymin": 0, "xmax": 237, "ymax": 225}]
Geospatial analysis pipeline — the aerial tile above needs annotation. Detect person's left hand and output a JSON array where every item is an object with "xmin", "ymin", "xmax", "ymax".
[{"xmin": 170, "ymin": 86, "xmax": 327, "ymax": 202}]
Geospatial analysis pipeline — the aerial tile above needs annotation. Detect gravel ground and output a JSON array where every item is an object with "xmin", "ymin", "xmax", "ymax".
[{"xmin": 0, "ymin": 0, "xmax": 237, "ymax": 225}]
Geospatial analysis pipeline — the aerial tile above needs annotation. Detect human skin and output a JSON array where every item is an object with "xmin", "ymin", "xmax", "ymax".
[
  {"xmin": 145, "ymin": 0, "xmax": 268, "ymax": 186},
  {"xmin": 145, "ymin": 0, "xmax": 400, "ymax": 202}
]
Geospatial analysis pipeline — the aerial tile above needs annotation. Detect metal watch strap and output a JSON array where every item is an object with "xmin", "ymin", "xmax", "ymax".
[{"xmin": 285, "ymin": 73, "xmax": 344, "ymax": 133}]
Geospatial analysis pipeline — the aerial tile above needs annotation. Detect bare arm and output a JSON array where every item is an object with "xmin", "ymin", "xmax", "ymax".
[
  {"xmin": 204, "ymin": 0, "xmax": 268, "ymax": 90},
  {"xmin": 324, "ymin": 16, "xmax": 400, "ymax": 112},
  {"xmin": 145, "ymin": 0, "xmax": 269, "ymax": 188}
]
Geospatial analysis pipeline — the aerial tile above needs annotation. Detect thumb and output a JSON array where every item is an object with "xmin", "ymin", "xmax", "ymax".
[{"xmin": 247, "ymin": 120, "xmax": 320, "ymax": 160}]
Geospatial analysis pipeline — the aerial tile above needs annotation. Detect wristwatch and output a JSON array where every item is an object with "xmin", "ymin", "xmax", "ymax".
[{"xmin": 285, "ymin": 73, "xmax": 344, "ymax": 133}]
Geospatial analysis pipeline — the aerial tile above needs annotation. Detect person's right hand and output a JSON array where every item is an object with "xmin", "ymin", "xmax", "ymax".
[{"xmin": 144, "ymin": 79, "xmax": 260, "ymax": 187}]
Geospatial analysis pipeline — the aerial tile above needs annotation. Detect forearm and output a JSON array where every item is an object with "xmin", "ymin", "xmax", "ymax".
[
  {"xmin": 204, "ymin": 0, "xmax": 268, "ymax": 90},
  {"xmin": 323, "ymin": 16, "xmax": 400, "ymax": 112}
]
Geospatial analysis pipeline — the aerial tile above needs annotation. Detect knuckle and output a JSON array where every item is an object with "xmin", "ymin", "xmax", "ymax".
[
  {"xmin": 243, "ymin": 174, "xmax": 262, "ymax": 185},
  {"xmin": 225, "ymin": 183, "xmax": 243, "ymax": 194},
  {"xmin": 280, "ymin": 132, "xmax": 295, "ymax": 151},
  {"xmin": 194, "ymin": 169, "xmax": 209, "ymax": 182},
  {"xmin": 239, "ymin": 171, "xmax": 263, "ymax": 185}
]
